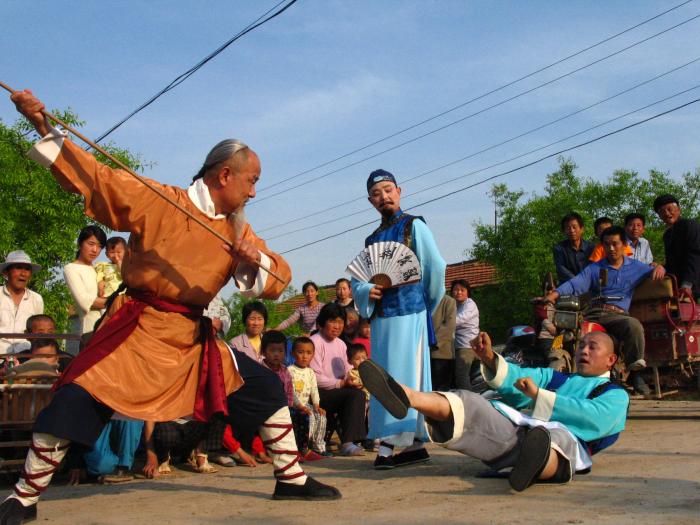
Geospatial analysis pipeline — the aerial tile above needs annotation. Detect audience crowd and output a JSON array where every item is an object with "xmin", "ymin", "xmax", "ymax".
[{"xmin": 0, "ymin": 193, "xmax": 698, "ymax": 483}]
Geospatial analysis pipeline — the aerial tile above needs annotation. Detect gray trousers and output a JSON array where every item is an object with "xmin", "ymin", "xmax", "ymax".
[
  {"xmin": 454, "ymin": 347, "xmax": 477, "ymax": 390},
  {"xmin": 424, "ymin": 390, "xmax": 577, "ymax": 474},
  {"xmin": 585, "ymin": 309, "xmax": 645, "ymax": 365}
]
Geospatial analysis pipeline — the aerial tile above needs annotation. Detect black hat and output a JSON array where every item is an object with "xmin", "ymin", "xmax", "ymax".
[
  {"xmin": 366, "ymin": 169, "xmax": 397, "ymax": 193},
  {"xmin": 653, "ymin": 194, "xmax": 679, "ymax": 212}
]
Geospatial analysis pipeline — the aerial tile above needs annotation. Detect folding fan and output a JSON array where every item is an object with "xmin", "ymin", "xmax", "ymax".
[{"xmin": 346, "ymin": 241, "xmax": 421, "ymax": 288}]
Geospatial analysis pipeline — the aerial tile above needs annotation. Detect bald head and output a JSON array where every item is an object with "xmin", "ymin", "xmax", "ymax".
[{"xmin": 576, "ymin": 331, "xmax": 617, "ymax": 377}]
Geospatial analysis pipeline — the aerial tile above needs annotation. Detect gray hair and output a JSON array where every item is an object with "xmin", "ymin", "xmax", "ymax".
[{"xmin": 193, "ymin": 139, "xmax": 249, "ymax": 181}]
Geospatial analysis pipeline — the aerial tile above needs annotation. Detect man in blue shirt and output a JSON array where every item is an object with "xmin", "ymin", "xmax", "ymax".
[
  {"xmin": 359, "ymin": 330, "xmax": 628, "ymax": 491},
  {"xmin": 545, "ymin": 226, "xmax": 666, "ymax": 396},
  {"xmin": 553, "ymin": 212, "xmax": 594, "ymax": 284}
]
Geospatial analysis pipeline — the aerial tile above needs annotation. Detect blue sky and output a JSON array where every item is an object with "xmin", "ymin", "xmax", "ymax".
[{"xmin": 2, "ymin": 1, "xmax": 699, "ymax": 296}]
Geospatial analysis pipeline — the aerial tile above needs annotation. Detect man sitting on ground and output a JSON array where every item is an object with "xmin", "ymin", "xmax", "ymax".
[
  {"xmin": 359, "ymin": 330, "xmax": 628, "ymax": 491},
  {"xmin": 546, "ymin": 226, "xmax": 665, "ymax": 396}
]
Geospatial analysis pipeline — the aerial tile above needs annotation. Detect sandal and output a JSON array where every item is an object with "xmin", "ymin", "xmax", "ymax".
[{"xmin": 188, "ymin": 451, "xmax": 219, "ymax": 474}]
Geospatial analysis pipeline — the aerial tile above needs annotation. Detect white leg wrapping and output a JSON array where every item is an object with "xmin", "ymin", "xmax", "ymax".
[
  {"xmin": 9, "ymin": 433, "xmax": 70, "ymax": 506},
  {"xmin": 259, "ymin": 407, "xmax": 307, "ymax": 486}
]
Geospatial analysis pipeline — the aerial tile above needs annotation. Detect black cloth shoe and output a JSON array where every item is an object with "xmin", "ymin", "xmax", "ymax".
[
  {"xmin": 0, "ymin": 498, "xmax": 37, "ymax": 525},
  {"xmin": 373, "ymin": 455, "xmax": 396, "ymax": 470},
  {"xmin": 393, "ymin": 447, "xmax": 430, "ymax": 467},
  {"xmin": 509, "ymin": 426, "xmax": 551, "ymax": 492},
  {"xmin": 358, "ymin": 360, "xmax": 410, "ymax": 419},
  {"xmin": 272, "ymin": 477, "xmax": 341, "ymax": 501}
]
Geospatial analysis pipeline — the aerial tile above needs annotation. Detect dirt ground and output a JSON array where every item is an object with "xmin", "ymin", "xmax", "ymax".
[{"xmin": 15, "ymin": 400, "xmax": 700, "ymax": 525}]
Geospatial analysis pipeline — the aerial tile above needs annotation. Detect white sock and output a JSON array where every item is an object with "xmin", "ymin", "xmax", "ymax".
[
  {"xmin": 10, "ymin": 432, "xmax": 70, "ymax": 506},
  {"xmin": 259, "ymin": 407, "xmax": 307, "ymax": 486},
  {"xmin": 378, "ymin": 442, "xmax": 395, "ymax": 458}
]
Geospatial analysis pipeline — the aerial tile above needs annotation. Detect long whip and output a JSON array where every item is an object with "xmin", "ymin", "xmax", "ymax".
[{"xmin": 0, "ymin": 81, "xmax": 284, "ymax": 283}]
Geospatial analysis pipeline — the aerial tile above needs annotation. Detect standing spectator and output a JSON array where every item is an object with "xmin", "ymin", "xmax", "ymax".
[
  {"xmin": 654, "ymin": 194, "xmax": 700, "ymax": 299},
  {"xmin": 204, "ymin": 293, "xmax": 231, "ymax": 337},
  {"xmin": 230, "ymin": 301, "xmax": 267, "ymax": 363},
  {"xmin": 430, "ymin": 294, "xmax": 456, "ymax": 391},
  {"xmin": 63, "ymin": 225, "xmax": 108, "ymax": 355},
  {"xmin": 451, "ymin": 280, "xmax": 480, "ymax": 390},
  {"xmin": 0, "ymin": 251, "xmax": 44, "ymax": 354},
  {"xmin": 334, "ymin": 278, "xmax": 356, "ymax": 311},
  {"xmin": 95, "ymin": 236, "xmax": 127, "ymax": 299},
  {"xmin": 310, "ymin": 303, "xmax": 367, "ymax": 457},
  {"xmin": 553, "ymin": 213, "xmax": 594, "ymax": 284},
  {"xmin": 275, "ymin": 281, "xmax": 325, "ymax": 336},
  {"xmin": 624, "ymin": 213, "xmax": 654, "ymax": 265}
]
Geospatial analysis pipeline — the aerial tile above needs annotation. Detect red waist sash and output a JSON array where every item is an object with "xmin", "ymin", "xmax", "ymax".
[{"xmin": 55, "ymin": 290, "xmax": 229, "ymax": 421}]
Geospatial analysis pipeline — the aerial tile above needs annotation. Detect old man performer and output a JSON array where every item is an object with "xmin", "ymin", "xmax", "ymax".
[
  {"xmin": 352, "ymin": 169, "xmax": 446, "ymax": 469},
  {"xmin": 0, "ymin": 90, "xmax": 340, "ymax": 524}
]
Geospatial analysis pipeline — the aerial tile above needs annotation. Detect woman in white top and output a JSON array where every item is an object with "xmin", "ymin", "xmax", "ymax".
[
  {"xmin": 63, "ymin": 225, "xmax": 108, "ymax": 355},
  {"xmin": 451, "ymin": 279, "xmax": 480, "ymax": 390}
]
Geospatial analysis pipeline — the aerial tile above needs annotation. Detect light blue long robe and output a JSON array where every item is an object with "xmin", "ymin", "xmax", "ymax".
[{"xmin": 353, "ymin": 219, "xmax": 445, "ymax": 445}]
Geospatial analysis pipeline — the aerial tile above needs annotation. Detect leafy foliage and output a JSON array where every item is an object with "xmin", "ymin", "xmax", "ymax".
[
  {"xmin": 0, "ymin": 112, "xmax": 145, "ymax": 331},
  {"xmin": 470, "ymin": 157, "xmax": 700, "ymax": 340}
]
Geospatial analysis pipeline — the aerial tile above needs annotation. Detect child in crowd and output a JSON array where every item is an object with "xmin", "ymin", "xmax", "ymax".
[
  {"xmin": 262, "ymin": 331, "xmax": 325, "ymax": 461},
  {"xmin": 346, "ymin": 343, "xmax": 369, "ymax": 400},
  {"xmin": 588, "ymin": 217, "xmax": 632, "ymax": 262},
  {"xmin": 95, "ymin": 236, "xmax": 126, "ymax": 298},
  {"xmin": 352, "ymin": 317, "xmax": 371, "ymax": 357},
  {"xmin": 288, "ymin": 337, "xmax": 329, "ymax": 459}
]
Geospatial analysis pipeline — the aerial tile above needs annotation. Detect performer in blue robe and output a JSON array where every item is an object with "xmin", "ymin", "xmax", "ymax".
[{"xmin": 352, "ymin": 169, "xmax": 446, "ymax": 469}]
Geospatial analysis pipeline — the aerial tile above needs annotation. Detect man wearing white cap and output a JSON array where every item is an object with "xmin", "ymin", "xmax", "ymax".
[{"xmin": 0, "ymin": 250, "xmax": 44, "ymax": 355}]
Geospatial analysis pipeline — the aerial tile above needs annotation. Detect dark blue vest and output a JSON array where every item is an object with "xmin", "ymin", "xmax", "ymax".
[{"xmin": 365, "ymin": 211, "xmax": 427, "ymax": 318}]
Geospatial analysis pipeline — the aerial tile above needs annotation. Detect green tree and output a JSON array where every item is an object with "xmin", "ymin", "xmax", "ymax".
[
  {"xmin": 470, "ymin": 157, "xmax": 700, "ymax": 340},
  {"xmin": 0, "ymin": 111, "xmax": 146, "ymax": 331}
]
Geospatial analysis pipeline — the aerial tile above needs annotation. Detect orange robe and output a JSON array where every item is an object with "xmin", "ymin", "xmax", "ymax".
[{"xmin": 32, "ymin": 136, "xmax": 291, "ymax": 421}]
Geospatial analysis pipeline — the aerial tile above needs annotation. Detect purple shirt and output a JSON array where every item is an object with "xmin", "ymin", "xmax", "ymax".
[
  {"xmin": 309, "ymin": 333, "xmax": 351, "ymax": 390},
  {"xmin": 264, "ymin": 360, "xmax": 294, "ymax": 407}
]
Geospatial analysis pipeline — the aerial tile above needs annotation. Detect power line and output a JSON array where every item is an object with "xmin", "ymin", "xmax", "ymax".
[
  {"xmin": 279, "ymin": 95, "xmax": 700, "ymax": 254},
  {"xmin": 255, "ymin": 0, "xmax": 695, "ymax": 194},
  {"xmin": 93, "ymin": 0, "xmax": 298, "ymax": 144},
  {"xmin": 250, "ymin": 11, "xmax": 700, "ymax": 205},
  {"xmin": 259, "ymin": 56, "xmax": 700, "ymax": 236}
]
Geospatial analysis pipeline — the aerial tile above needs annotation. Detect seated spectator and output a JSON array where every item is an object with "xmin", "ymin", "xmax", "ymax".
[
  {"xmin": 25, "ymin": 314, "xmax": 55, "ymax": 335},
  {"xmin": 4, "ymin": 338, "xmax": 60, "ymax": 378},
  {"xmin": 589, "ymin": 217, "xmax": 633, "ymax": 262},
  {"xmin": 624, "ymin": 213, "xmax": 654, "ymax": 265},
  {"xmin": 346, "ymin": 343, "xmax": 369, "ymax": 400},
  {"xmin": 0, "ymin": 250, "xmax": 44, "ymax": 355},
  {"xmin": 63, "ymin": 225, "xmax": 108, "ymax": 355},
  {"xmin": 289, "ymin": 337, "xmax": 329, "ymax": 458},
  {"xmin": 340, "ymin": 308, "xmax": 360, "ymax": 347},
  {"xmin": 95, "ymin": 236, "xmax": 126, "ymax": 299},
  {"xmin": 143, "ymin": 419, "xmax": 218, "ymax": 477},
  {"xmin": 334, "ymin": 278, "xmax": 356, "ymax": 311},
  {"xmin": 274, "ymin": 280, "xmax": 325, "ymax": 336},
  {"xmin": 230, "ymin": 301, "xmax": 267, "ymax": 363},
  {"xmin": 359, "ymin": 331, "xmax": 629, "ymax": 491},
  {"xmin": 545, "ymin": 226, "xmax": 666, "ymax": 396},
  {"xmin": 553, "ymin": 213, "xmax": 594, "ymax": 284},
  {"xmin": 204, "ymin": 293, "xmax": 231, "ymax": 337},
  {"xmin": 654, "ymin": 194, "xmax": 700, "ymax": 299},
  {"xmin": 430, "ymin": 293, "xmax": 456, "ymax": 391},
  {"xmin": 310, "ymin": 303, "xmax": 367, "ymax": 456},
  {"xmin": 352, "ymin": 317, "xmax": 371, "ymax": 357}
]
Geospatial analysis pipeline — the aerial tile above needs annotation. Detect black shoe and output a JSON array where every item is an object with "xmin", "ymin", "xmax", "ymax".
[
  {"xmin": 393, "ymin": 447, "xmax": 430, "ymax": 467},
  {"xmin": 373, "ymin": 455, "xmax": 396, "ymax": 470},
  {"xmin": 358, "ymin": 360, "xmax": 410, "ymax": 419},
  {"xmin": 629, "ymin": 372, "xmax": 652, "ymax": 398},
  {"xmin": 272, "ymin": 477, "xmax": 341, "ymax": 501},
  {"xmin": 0, "ymin": 498, "xmax": 37, "ymax": 525},
  {"xmin": 509, "ymin": 426, "xmax": 551, "ymax": 492}
]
